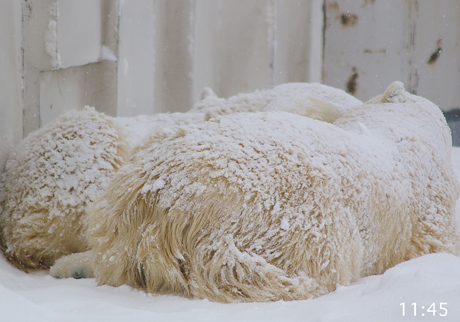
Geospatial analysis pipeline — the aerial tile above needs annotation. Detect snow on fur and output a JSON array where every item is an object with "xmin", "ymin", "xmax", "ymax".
[{"xmin": 51, "ymin": 82, "xmax": 459, "ymax": 303}]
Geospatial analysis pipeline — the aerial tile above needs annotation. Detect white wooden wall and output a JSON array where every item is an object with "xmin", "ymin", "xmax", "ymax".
[
  {"xmin": 1, "ymin": 0, "xmax": 460, "ymax": 173},
  {"xmin": 15, "ymin": 0, "xmax": 323, "ymax": 123}
]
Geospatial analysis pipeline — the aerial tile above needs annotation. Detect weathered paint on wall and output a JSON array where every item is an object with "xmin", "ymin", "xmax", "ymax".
[
  {"xmin": 323, "ymin": 0, "xmax": 460, "ymax": 111},
  {"xmin": 323, "ymin": 0, "xmax": 407, "ymax": 100}
]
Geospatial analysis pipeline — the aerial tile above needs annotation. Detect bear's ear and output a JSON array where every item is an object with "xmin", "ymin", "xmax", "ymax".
[
  {"xmin": 381, "ymin": 81, "xmax": 407, "ymax": 103},
  {"xmin": 199, "ymin": 87, "xmax": 217, "ymax": 100},
  {"xmin": 364, "ymin": 81, "xmax": 407, "ymax": 105}
]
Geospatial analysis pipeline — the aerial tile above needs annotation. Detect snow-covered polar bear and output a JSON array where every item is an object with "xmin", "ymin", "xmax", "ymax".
[
  {"xmin": 51, "ymin": 82, "xmax": 460, "ymax": 302},
  {"xmin": 192, "ymin": 82, "xmax": 362, "ymax": 121},
  {"xmin": 0, "ymin": 83, "xmax": 357, "ymax": 272}
]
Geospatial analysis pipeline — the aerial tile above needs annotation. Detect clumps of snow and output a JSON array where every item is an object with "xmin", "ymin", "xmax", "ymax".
[
  {"xmin": 198, "ymin": 87, "xmax": 217, "ymax": 100},
  {"xmin": 280, "ymin": 217, "xmax": 290, "ymax": 231},
  {"xmin": 141, "ymin": 179, "xmax": 165, "ymax": 194}
]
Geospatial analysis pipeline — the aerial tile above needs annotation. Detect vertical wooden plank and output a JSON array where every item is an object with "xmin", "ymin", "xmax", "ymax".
[
  {"xmin": 21, "ymin": 0, "xmax": 39, "ymax": 136},
  {"xmin": 154, "ymin": 0, "xmax": 195, "ymax": 113},
  {"xmin": 117, "ymin": 0, "xmax": 155, "ymax": 116},
  {"xmin": 408, "ymin": 1, "xmax": 460, "ymax": 111},
  {"xmin": 24, "ymin": 0, "xmax": 102, "ymax": 71},
  {"xmin": 193, "ymin": 0, "xmax": 222, "ymax": 100},
  {"xmin": 0, "ymin": 0, "xmax": 23, "ymax": 172},
  {"xmin": 218, "ymin": 0, "xmax": 274, "ymax": 97},
  {"xmin": 323, "ymin": 0, "xmax": 407, "ymax": 100},
  {"xmin": 57, "ymin": 0, "xmax": 102, "ymax": 69},
  {"xmin": 96, "ymin": 0, "xmax": 120, "ymax": 117},
  {"xmin": 273, "ymin": 0, "xmax": 312, "ymax": 85}
]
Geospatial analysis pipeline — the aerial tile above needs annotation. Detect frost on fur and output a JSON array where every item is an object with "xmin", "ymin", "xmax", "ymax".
[
  {"xmin": 0, "ymin": 107, "xmax": 129, "ymax": 271},
  {"xmin": 53, "ymin": 82, "xmax": 459, "ymax": 303}
]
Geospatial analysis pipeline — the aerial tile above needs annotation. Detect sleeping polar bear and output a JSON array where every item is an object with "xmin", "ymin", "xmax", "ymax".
[
  {"xmin": 51, "ymin": 82, "xmax": 459, "ymax": 303},
  {"xmin": 192, "ymin": 82, "xmax": 362, "ymax": 121},
  {"xmin": 0, "ymin": 83, "xmax": 357, "ymax": 272}
]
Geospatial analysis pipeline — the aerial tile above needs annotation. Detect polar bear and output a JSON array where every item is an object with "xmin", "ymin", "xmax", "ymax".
[
  {"xmin": 1, "ymin": 83, "xmax": 357, "ymax": 272},
  {"xmin": 51, "ymin": 82, "xmax": 459, "ymax": 302},
  {"xmin": 192, "ymin": 82, "xmax": 362, "ymax": 122}
]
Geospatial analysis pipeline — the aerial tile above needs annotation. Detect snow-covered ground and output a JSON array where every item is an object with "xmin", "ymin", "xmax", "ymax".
[{"xmin": 1, "ymin": 147, "xmax": 459, "ymax": 322}]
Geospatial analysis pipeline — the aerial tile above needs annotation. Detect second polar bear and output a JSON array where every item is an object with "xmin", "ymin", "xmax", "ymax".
[
  {"xmin": 51, "ymin": 82, "xmax": 459, "ymax": 302},
  {"xmin": 193, "ymin": 82, "xmax": 362, "ymax": 122}
]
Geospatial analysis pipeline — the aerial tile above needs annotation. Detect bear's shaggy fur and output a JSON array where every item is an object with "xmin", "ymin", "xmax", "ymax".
[
  {"xmin": 51, "ymin": 82, "xmax": 459, "ymax": 302},
  {"xmin": 1, "ymin": 83, "xmax": 357, "ymax": 272},
  {"xmin": 0, "ymin": 107, "xmax": 129, "ymax": 271}
]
